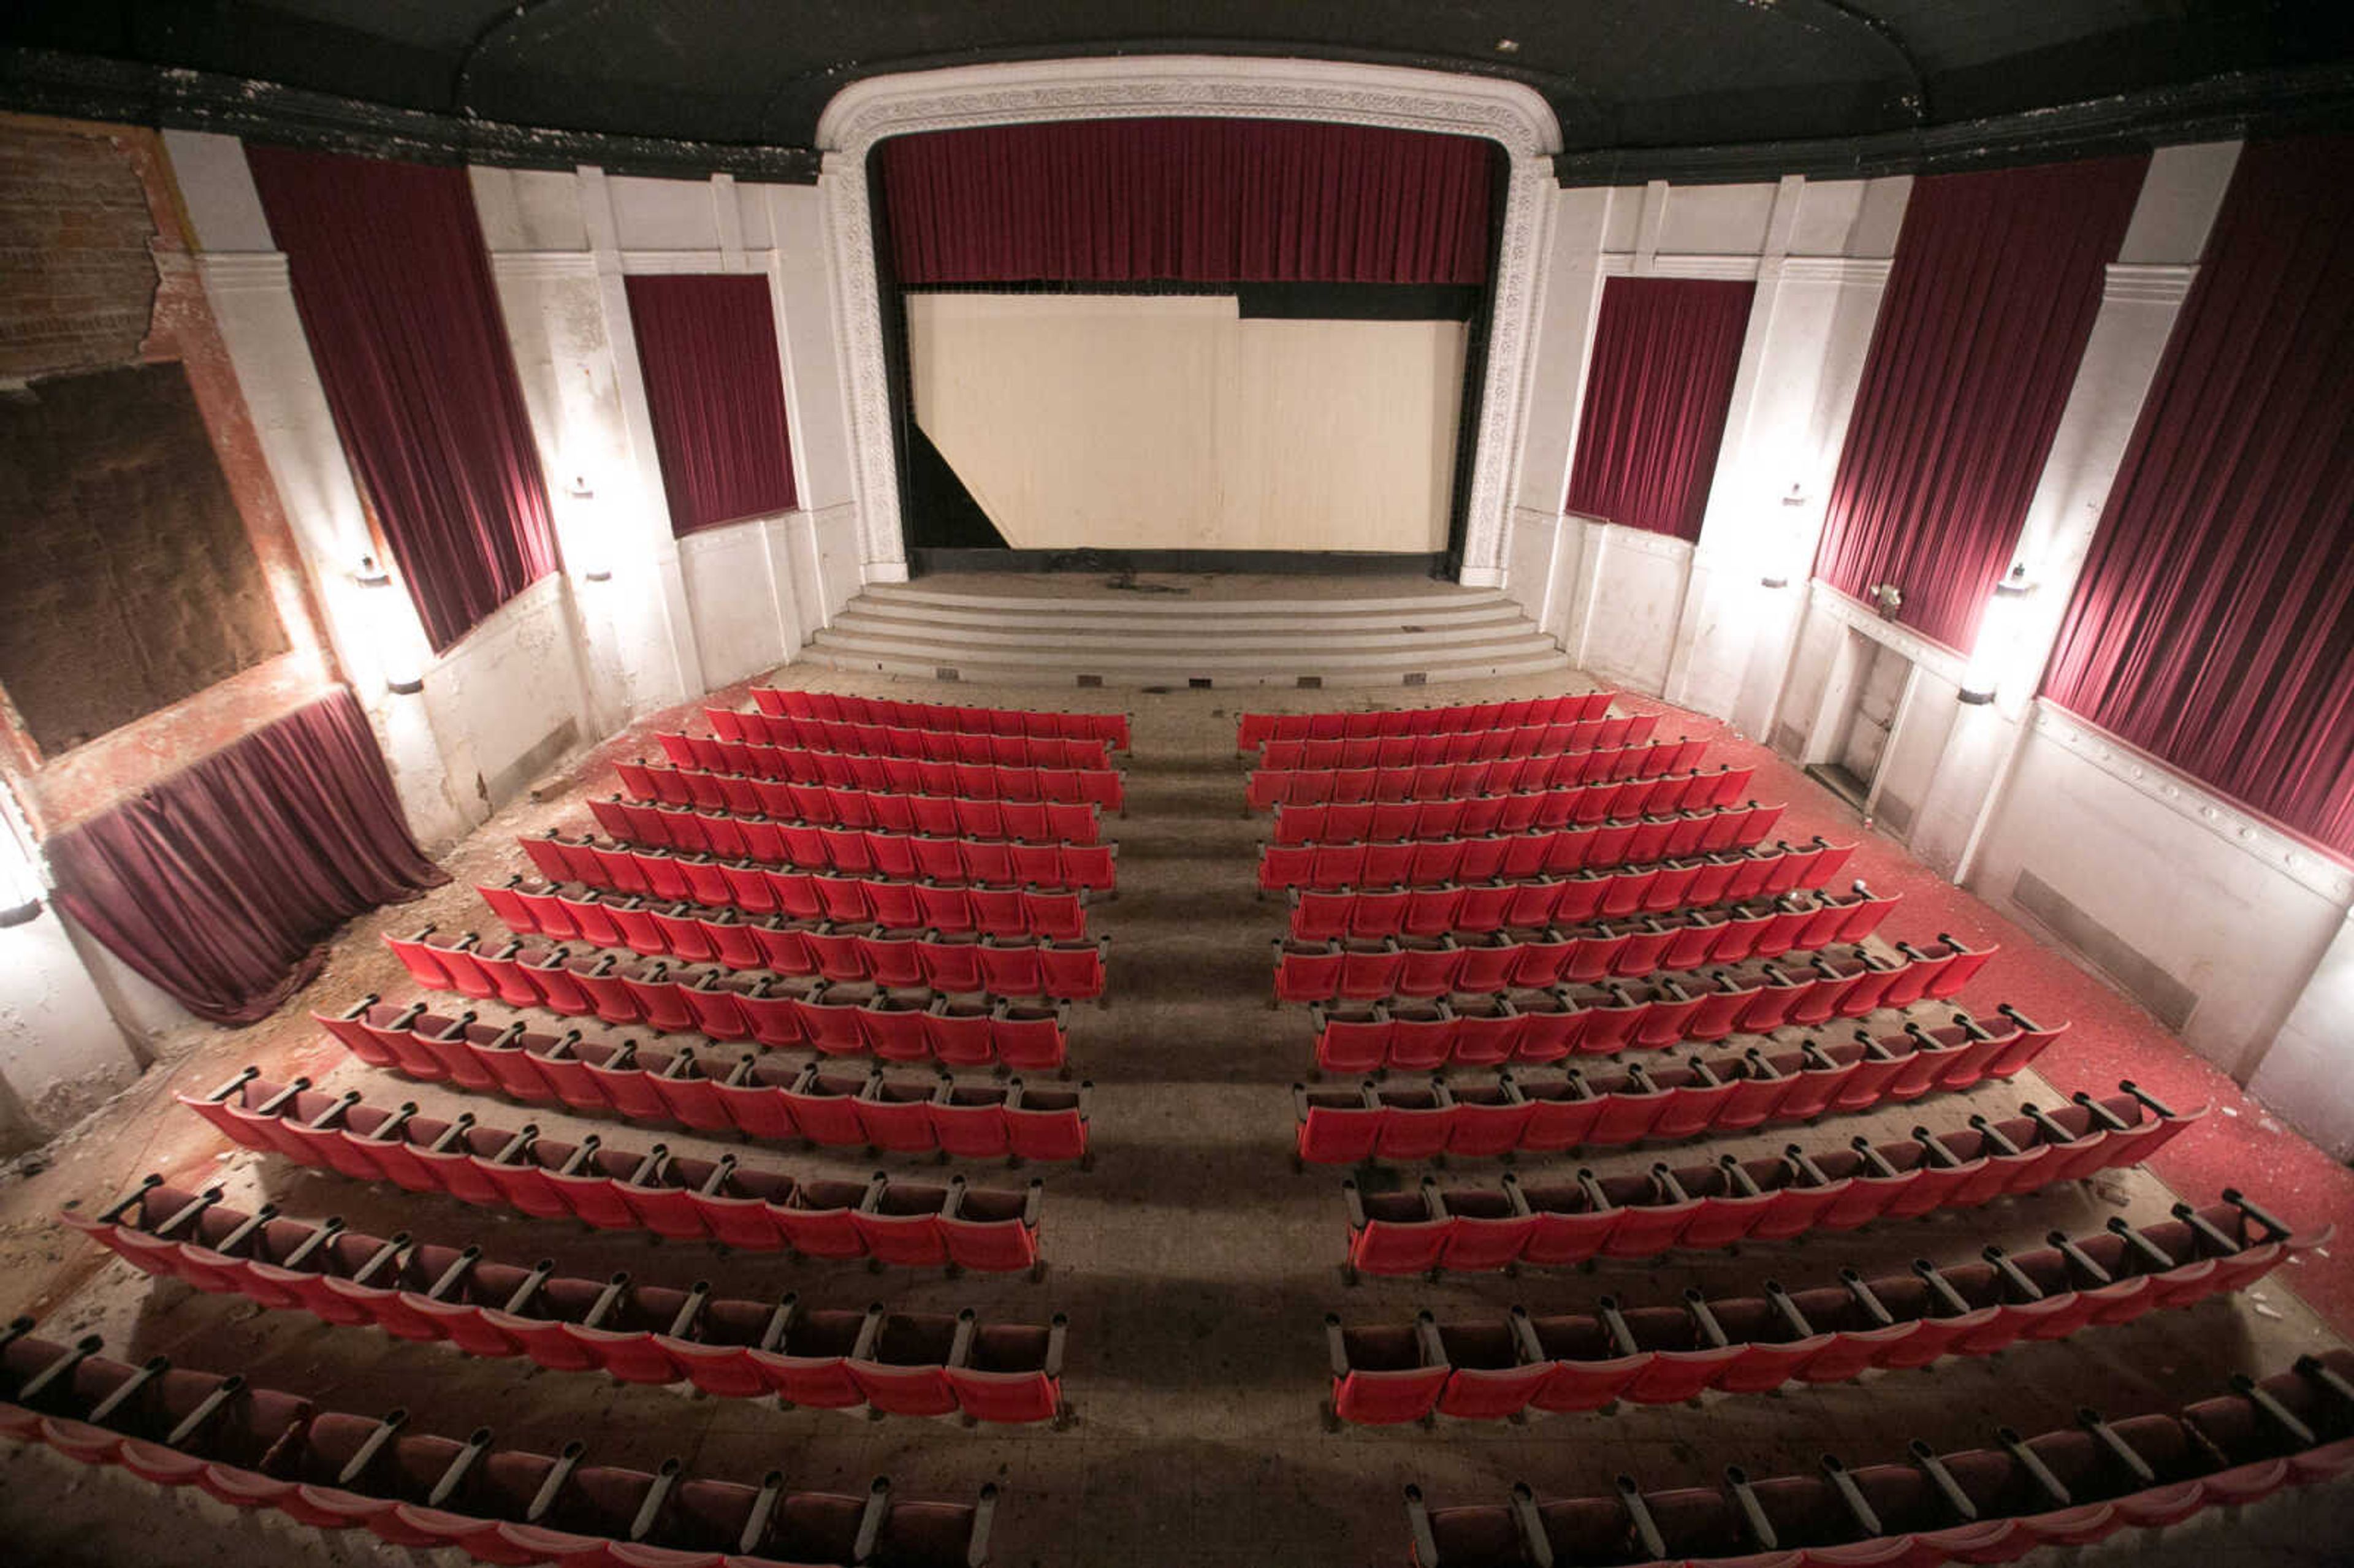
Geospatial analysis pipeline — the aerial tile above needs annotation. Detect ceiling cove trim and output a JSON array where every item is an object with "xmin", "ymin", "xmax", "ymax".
[{"xmin": 815, "ymin": 56, "xmax": 1564, "ymax": 582}]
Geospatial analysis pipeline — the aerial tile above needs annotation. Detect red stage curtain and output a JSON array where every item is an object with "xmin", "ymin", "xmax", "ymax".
[
  {"xmin": 625, "ymin": 275, "xmax": 798, "ymax": 536},
  {"xmin": 1813, "ymin": 156, "xmax": 2148, "ymax": 652},
  {"xmin": 2041, "ymin": 137, "xmax": 2354, "ymax": 858},
  {"xmin": 47, "ymin": 687, "xmax": 448, "ymax": 1024},
  {"xmin": 247, "ymin": 145, "xmax": 558, "ymax": 652},
  {"xmin": 1564, "ymin": 278, "xmax": 1754, "ymax": 541},
  {"xmin": 879, "ymin": 118, "xmax": 1495, "ymax": 285}
]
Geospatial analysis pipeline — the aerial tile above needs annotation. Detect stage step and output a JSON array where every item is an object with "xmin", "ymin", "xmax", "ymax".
[{"xmin": 799, "ymin": 577, "xmax": 1569, "ymax": 688}]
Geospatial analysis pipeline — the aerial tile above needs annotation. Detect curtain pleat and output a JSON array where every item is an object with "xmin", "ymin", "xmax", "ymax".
[
  {"xmin": 878, "ymin": 119, "xmax": 1494, "ymax": 286},
  {"xmin": 47, "ymin": 688, "xmax": 448, "ymax": 1024},
  {"xmin": 2041, "ymin": 136, "xmax": 2354, "ymax": 858},
  {"xmin": 1564, "ymin": 278, "xmax": 1756, "ymax": 541},
  {"xmin": 1812, "ymin": 156, "xmax": 2149, "ymax": 652},
  {"xmin": 625, "ymin": 275, "xmax": 799, "ymax": 536},
  {"xmin": 246, "ymin": 145, "xmax": 558, "ymax": 652}
]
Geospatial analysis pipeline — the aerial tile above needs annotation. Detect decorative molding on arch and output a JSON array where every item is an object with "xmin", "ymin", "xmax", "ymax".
[{"xmin": 814, "ymin": 56, "xmax": 1564, "ymax": 583}]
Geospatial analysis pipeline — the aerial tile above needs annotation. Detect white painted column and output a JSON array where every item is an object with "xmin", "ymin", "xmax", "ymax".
[
  {"xmin": 578, "ymin": 165, "xmax": 708, "ymax": 700},
  {"xmin": 1663, "ymin": 176, "xmax": 1805, "ymax": 717},
  {"xmin": 2249, "ymin": 904, "xmax": 2354, "ymax": 1160}
]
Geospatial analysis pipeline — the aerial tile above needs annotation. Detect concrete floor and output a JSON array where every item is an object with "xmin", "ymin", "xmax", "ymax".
[{"xmin": 1, "ymin": 658, "xmax": 2350, "ymax": 1567}]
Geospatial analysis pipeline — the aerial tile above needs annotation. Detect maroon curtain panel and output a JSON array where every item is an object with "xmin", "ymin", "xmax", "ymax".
[
  {"xmin": 47, "ymin": 688, "xmax": 448, "ymax": 1024},
  {"xmin": 625, "ymin": 275, "xmax": 799, "ymax": 536},
  {"xmin": 1564, "ymin": 277, "xmax": 1755, "ymax": 542},
  {"xmin": 1813, "ymin": 156, "xmax": 2149, "ymax": 652},
  {"xmin": 879, "ymin": 118, "xmax": 1495, "ymax": 285},
  {"xmin": 2041, "ymin": 137, "xmax": 2354, "ymax": 859},
  {"xmin": 246, "ymin": 145, "xmax": 559, "ymax": 652}
]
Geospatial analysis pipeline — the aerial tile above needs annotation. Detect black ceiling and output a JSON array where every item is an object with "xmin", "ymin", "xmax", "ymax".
[{"xmin": 4, "ymin": 1, "xmax": 2353, "ymax": 179}]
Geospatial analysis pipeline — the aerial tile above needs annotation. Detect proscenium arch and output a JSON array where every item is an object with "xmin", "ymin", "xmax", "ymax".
[{"xmin": 814, "ymin": 56, "xmax": 1564, "ymax": 585}]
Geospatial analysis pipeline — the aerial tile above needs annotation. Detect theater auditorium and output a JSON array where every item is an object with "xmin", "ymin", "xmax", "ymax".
[{"xmin": 0, "ymin": 5, "xmax": 2351, "ymax": 1566}]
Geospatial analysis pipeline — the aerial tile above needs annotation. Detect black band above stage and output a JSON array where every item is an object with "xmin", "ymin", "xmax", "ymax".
[{"xmin": 907, "ymin": 548, "xmax": 1449, "ymax": 577}]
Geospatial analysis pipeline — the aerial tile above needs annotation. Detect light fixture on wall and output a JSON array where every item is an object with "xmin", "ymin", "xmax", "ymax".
[
  {"xmin": 1866, "ymin": 581, "xmax": 1904, "ymax": 619},
  {"xmin": 0, "ymin": 782, "xmax": 45, "ymax": 929},
  {"xmin": 355, "ymin": 554, "xmax": 426, "ymax": 696},
  {"xmin": 563, "ymin": 472, "xmax": 612, "ymax": 582},
  {"xmin": 1959, "ymin": 566, "xmax": 2035, "ymax": 705}
]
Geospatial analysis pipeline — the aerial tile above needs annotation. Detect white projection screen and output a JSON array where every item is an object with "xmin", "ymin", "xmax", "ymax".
[{"xmin": 905, "ymin": 294, "xmax": 1468, "ymax": 552}]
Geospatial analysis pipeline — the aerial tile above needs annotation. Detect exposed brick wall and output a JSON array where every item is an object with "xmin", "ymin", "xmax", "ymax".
[
  {"xmin": 0, "ymin": 115, "xmax": 338, "ymax": 835},
  {"xmin": 0, "ymin": 122, "xmax": 161, "ymax": 379}
]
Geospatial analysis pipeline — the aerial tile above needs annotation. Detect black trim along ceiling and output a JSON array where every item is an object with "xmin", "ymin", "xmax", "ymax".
[{"xmin": 1, "ymin": 3, "xmax": 2350, "ymax": 181}]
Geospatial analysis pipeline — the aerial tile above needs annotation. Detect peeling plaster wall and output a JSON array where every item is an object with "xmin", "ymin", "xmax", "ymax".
[{"xmin": 0, "ymin": 907, "xmax": 140, "ymax": 1157}]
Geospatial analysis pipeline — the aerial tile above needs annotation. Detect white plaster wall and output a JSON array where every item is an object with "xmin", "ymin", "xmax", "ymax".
[
  {"xmin": 768, "ymin": 185, "xmax": 856, "ymax": 512},
  {"xmin": 415, "ymin": 576, "xmax": 594, "ymax": 815},
  {"xmin": 1574, "ymin": 525, "xmax": 1691, "ymax": 694},
  {"xmin": 1503, "ymin": 508, "xmax": 1561, "ymax": 631},
  {"xmin": 1971, "ymin": 720, "xmax": 2349, "ymax": 1083},
  {"xmin": 680, "ymin": 518, "xmax": 794, "ymax": 685},
  {"xmin": 0, "ymin": 908, "xmax": 142, "ymax": 1151},
  {"xmin": 1656, "ymin": 183, "xmax": 1777, "ymax": 254},
  {"xmin": 609, "ymin": 174, "xmax": 723, "ymax": 250}
]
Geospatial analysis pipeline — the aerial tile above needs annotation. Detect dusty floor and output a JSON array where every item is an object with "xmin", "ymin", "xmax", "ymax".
[{"xmin": 1, "ymin": 650, "xmax": 2350, "ymax": 1567}]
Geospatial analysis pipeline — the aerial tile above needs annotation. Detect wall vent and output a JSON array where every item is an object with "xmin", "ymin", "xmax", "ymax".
[{"xmin": 2012, "ymin": 867, "xmax": 2200, "ymax": 1030}]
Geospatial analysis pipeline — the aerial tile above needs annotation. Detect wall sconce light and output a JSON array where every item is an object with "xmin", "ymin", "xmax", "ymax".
[
  {"xmin": 1867, "ymin": 582, "xmax": 1904, "ymax": 619},
  {"xmin": 0, "ymin": 783, "xmax": 45, "ymax": 929},
  {"xmin": 562, "ymin": 474, "xmax": 613, "ymax": 582},
  {"xmin": 1959, "ymin": 565, "xmax": 2035, "ymax": 705},
  {"xmin": 355, "ymin": 554, "xmax": 426, "ymax": 696},
  {"xmin": 1759, "ymin": 574, "xmax": 1789, "ymax": 590}
]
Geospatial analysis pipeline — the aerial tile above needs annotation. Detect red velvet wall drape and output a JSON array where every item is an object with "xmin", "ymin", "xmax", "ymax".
[
  {"xmin": 47, "ymin": 687, "xmax": 448, "ymax": 1024},
  {"xmin": 1813, "ymin": 156, "xmax": 2148, "ymax": 652},
  {"xmin": 1564, "ymin": 278, "xmax": 1755, "ymax": 542},
  {"xmin": 625, "ymin": 275, "xmax": 799, "ymax": 536},
  {"xmin": 879, "ymin": 118, "xmax": 1495, "ymax": 285},
  {"xmin": 247, "ymin": 146, "xmax": 559, "ymax": 652},
  {"xmin": 2041, "ymin": 137, "xmax": 2354, "ymax": 859}
]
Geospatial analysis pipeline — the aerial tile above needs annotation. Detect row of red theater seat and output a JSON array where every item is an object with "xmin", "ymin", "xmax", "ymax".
[
  {"xmin": 0, "ymin": 1325, "xmax": 998, "ymax": 1568},
  {"xmin": 461, "ymin": 894, "xmax": 1111, "ymax": 1001},
  {"xmin": 383, "ymin": 929, "xmax": 1072, "ymax": 1064},
  {"xmin": 1297, "ymin": 881, "xmax": 1892, "ymax": 959},
  {"xmin": 1238, "ymin": 691, "xmax": 1613, "ymax": 750},
  {"xmin": 702, "ymin": 708, "xmax": 1111, "ymax": 771},
  {"xmin": 1288, "ymin": 839, "xmax": 1862, "ymax": 937},
  {"xmin": 492, "ymin": 858, "xmax": 1086, "ymax": 943},
  {"xmin": 538, "ymin": 816, "xmax": 1118, "ymax": 894},
  {"xmin": 1245, "ymin": 739, "xmax": 1702, "ymax": 812},
  {"xmin": 1331, "ymin": 1193, "xmax": 2317, "ymax": 1422},
  {"xmin": 644, "ymin": 739, "xmax": 1124, "ymax": 810},
  {"xmin": 1276, "ymin": 881, "xmax": 1930, "ymax": 999},
  {"xmin": 1279, "ymin": 936, "xmax": 1989, "ymax": 1030},
  {"xmin": 1340, "ymin": 1085, "xmax": 2202, "ymax": 1276},
  {"xmin": 1293, "ymin": 1011, "xmax": 2065, "ymax": 1162},
  {"xmin": 1404, "ymin": 1351, "xmax": 2354, "ymax": 1568},
  {"xmin": 1308, "ymin": 963, "xmax": 2008, "ymax": 1069},
  {"xmin": 1257, "ymin": 712, "xmax": 1659, "ymax": 772},
  {"xmin": 612, "ymin": 764, "xmax": 1101, "ymax": 842},
  {"xmin": 67, "ymin": 1182, "xmax": 1068, "ymax": 1421},
  {"xmin": 1257, "ymin": 803, "xmax": 1785, "ymax": 892},
  {"xmin": 178, "ymin": 1073, "xmax": 1045, "ymax": 1271},
  {"xmin": 1270, "ymin": 768, "xmax": 1747, "ymax": 845},
  {"xmin": 313, "ymin": 1003, "xmax": 1090, "ymax": 1162},
  {"xmin": 588, "ymin": 803, "xmax": 1116, "ymax": 890},
  {"xmin": 755, "ymin": 685, "xmax": 1129, "ymax": 750}
]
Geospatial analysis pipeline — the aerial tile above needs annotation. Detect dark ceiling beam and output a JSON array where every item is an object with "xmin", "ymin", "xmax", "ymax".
[
  {"xmin": 1797, "ymin": 0, "xmax": 1932, "ymax": 124},
  {"xmin": 0, "ymin": 47, "xmax": 823, "ymax": 180},
  {"xmin": 1552, "ymin": 59, "xmax": 2354, "ymax": 185},
  {"xmin": 451, "ymin": 0, "xmax": 575, "ymax": 120}
]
